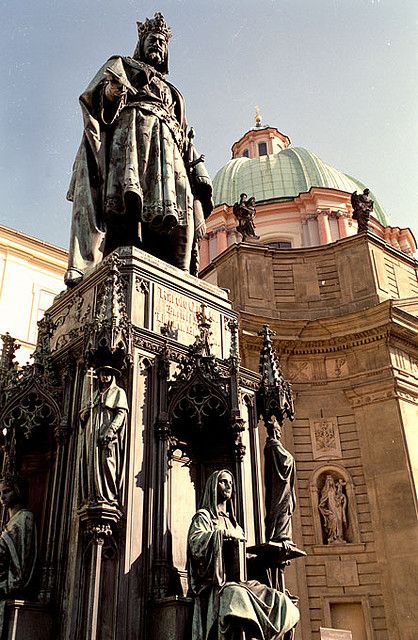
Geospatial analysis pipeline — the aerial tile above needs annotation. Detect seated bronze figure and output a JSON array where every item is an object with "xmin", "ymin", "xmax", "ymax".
[{"xmin": 187, "ymin": 469, "xmax": 299, "ymax": 640}]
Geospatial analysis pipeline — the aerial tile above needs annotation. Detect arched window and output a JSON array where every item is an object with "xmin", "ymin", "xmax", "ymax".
[{"xmin": 242, "ymin": 149, "xmax": 249, "ymax": 158}]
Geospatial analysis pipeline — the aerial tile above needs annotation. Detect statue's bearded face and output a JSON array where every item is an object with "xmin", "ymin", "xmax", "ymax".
[{"xmin": 143, "ymin": 32, "xmax": 167, "ymax": 66}]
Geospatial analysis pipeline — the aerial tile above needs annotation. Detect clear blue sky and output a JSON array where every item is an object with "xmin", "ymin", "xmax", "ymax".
[{"xmin": 1, "ymin": 0, "xmax": 417, "ymax": 248}]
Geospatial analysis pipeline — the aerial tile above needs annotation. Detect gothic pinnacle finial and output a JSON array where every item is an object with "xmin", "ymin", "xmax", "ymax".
[{"xmin": 256, "ymin": 324, "xmax": 295, "ymax": 427}]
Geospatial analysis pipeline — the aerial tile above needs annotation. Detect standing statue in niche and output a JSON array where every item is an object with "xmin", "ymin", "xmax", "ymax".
[
  {"xmin": 79, "ymin": 366, "xmax": 128, "ymax": 506},
  {"xmin": 187, "ymin": 469, "xmax": 299, "ymax": 640},
  {"xmin": 351, "ymin": 188, "xmax": 374, "ymax": 233},
  {"xmin": 318, "ymin": 475, "xmax": 348, "ymax": 544},
  {"xmin": 233, "ymin": 193, "xmax": 259, "ymax": 242},
  {"xmin": 264, "ymin": 417, "xmax": 297, "ymax": 552},
  {"xmin": 0, "ymin": 478, "xmax": 37, "ymax": 633},
  {"xmin": 65, "ymin": 12, "xmax": 213, "ymax": 287}
]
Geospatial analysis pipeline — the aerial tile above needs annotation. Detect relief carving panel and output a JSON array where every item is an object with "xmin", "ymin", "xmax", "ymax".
[{"xmin": 310, "ymin": 418, "xmax": 342, "ymax": 460}]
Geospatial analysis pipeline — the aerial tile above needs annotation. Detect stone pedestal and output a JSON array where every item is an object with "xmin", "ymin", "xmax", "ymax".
[
  {"xmin": 149, "ymin": 597, "xmax": 193, "ymax": 640},
  {"xmin": 3, "ymin": 247, "xmax": 262, "ymax": 640}
]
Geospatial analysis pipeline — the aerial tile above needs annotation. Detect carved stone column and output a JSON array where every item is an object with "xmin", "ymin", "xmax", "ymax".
[
  {"xmin": 317, "ymin": 210, "xmax": 332, "ymax": 245},
  {"xmin": 337, "ymin": 211, "xmax": 351, "ymax": 238},
  {"xmin": 216, "ymin": 225, "xmax": 228, "ymax": 255},
  {"xmin": 152, "ymin": 346, "xmax": 171, "ymax": 599},
  {"xmin": 85, "ymin": 524, "xmax": 112, "ymax": 640},
  {"xmin": 199, "ymin": 236, "xmax": 210, "ymax": 270},
  {"xmin": 306, "ymin": 214, "xmax": 319, "ymax": 246}
]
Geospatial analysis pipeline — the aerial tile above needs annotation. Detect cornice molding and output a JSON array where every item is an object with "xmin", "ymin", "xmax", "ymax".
[
  {"xmin": 239, "ymin": 299, "xmax": 418, "ymax": 357},
  {"xmin": 241, "ymin": 327, "xmax": 389, "ymax": 356},
  {"xmin": 345, "ymin": 386, "xmax": 396, "ymax": 408}
]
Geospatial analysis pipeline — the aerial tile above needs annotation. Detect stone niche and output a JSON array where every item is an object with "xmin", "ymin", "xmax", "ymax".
[{"xmin": 310, "ymin": 465, "xmax": 360, "ymax": 547}]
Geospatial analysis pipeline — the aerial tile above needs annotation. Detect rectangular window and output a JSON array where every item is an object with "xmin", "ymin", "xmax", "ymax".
[
  {"xmin": 258, "ymin": 142, "xmax": 267, "ymax": 156},
  {"xmin": 266, "ymin": 241, "xmax": 292, "ymax": 249},
  {"xmin": 28, "ymin": 288, "xmax": 56, "ymax": 343}
]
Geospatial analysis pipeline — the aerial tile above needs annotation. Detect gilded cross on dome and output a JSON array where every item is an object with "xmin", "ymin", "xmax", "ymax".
[{"xmin": 255, "ymin": 105, "xmax": 262, "ymax": 127}]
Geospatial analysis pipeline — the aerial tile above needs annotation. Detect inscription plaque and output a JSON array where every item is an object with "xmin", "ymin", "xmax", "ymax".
[{"xmin": 152, "ymin": 283, "xmax": 230, "ymax": 358}]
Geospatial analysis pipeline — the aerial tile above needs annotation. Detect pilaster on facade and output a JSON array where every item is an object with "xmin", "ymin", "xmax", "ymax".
[
  {"xmin": 215, "ymin": 225, "xmax": 228, "ymax": 254},
  {"xmin": 337, "ymin": 211, "xmax": 353, "ymax": 239},
  {"xmin": 317, "ymin": 210, "xmax": 332, "ymax": 245}
]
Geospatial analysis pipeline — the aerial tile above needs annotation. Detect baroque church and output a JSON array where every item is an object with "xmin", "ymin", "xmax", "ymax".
[
  {"xmin": 0, "ymin": 115, "xmax": 417, "ymax": 640},
  {"xmin": 199, "ymin": 118, "xmax": 418, "ymax": 640}
]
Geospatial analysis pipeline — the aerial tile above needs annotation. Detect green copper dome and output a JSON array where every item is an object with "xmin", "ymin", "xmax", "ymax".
[{"xmin": 212, "ymin": 147, "xmax": 389, "ymax": 226}]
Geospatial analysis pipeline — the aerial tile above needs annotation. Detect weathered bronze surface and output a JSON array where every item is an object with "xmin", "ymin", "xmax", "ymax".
[
  {"xmin": 0, "ymin": 478, "xmax": 37, "ymax": 634},
  {"xmin": 264, "ymin": 417, "xmax": 297, "ymax": 546},
  {"xmin": 233, "ymin": 193, "xmax": 259, "ymax": 241},
  {"xmin": 351, "ymin": 188, "xmax": 373, "ymax": 233},
  {"xmin": 65, "ymin": 12, "xmax": 213, "ymax": 287},
  {"xmin": 187, "ymin": 470, "xmax": 300, "ymax": 640},
  {"xmin": 79, "ymin": 367, "xmax": 128, "ymax": 508}
]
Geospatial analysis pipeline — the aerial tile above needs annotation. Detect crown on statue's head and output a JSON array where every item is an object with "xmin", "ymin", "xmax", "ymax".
[{"xmin": 137, "ymin": 12, "xmax": 172, "ymax": 42}]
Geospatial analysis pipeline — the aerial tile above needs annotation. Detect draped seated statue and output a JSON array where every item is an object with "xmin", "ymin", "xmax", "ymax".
[{"xmin": 187, "ymin": 470, "xmax": 299, "ymax": 640}]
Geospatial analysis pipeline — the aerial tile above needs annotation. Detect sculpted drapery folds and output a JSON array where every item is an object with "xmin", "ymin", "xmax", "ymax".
[
  {"xmin": 0, "ymin": 479, "xmax": 37, "ymax": 634},
  {"xmin": 79, "ymin": 367, "xmax": 128, "ymax": 506},
  {"xmin": 351, "ymin": 188, "xmax": 373, "ymax": 233},
  {"xmin": 65, "ymin": 12, "xmax": 213, "ymax": 287},
  {"xmin": 233, "ymin": 194, "xmax": 259, "ymax": 242},
  {"xmin": 318, "ymin": 474, "xmax": 348, "ymax": 544},
  {"xmin": 187, "ymin": 470, "xmax": 299, "ymax": 640},
  {"xmin": 264, "ymin": 418, "xmax": 297, "ymax": 547}
]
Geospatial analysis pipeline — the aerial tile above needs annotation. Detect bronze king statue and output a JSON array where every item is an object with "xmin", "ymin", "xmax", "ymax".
[{"xmin": 65, "ymin": 12, "xmax": 213, "ymax": 287}]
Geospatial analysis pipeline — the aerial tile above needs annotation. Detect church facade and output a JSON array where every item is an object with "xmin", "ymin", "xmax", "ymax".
[{"xmin": 200, "ymin": 123, "xmax": 418, "ymax": 639}]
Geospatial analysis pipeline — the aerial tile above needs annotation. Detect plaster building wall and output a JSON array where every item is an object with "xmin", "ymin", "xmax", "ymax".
[
  {"xmin": 0, "ymin": 225, "xmax": 67, "ymax": 364},
  {"xmin": 202, "ymin": 233, "xmax": 418, "ymax": 640}
]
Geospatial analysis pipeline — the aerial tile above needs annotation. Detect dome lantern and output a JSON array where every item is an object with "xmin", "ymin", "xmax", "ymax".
[{"xmin": 231, "ymin": 124, "xmax": 291, "ymax": 160}]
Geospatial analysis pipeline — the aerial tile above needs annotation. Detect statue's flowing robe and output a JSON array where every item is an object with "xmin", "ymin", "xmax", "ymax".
[
  {"xmin": 0, "ymin": 509, "xmax": 37, "ymax": 633},
  {"xmin": 66, "ymin": 56, "xmax": 213, "ymax": 280},
  {"xmin": 187, "ymin": 470, "xmax": 299, "ymax": 640},
  {"xmin": 79, "ymin": 379, "xmax": 128, "ymax": 505},
  {"xmin": 264, "ymin": 436, "xmax": 296, "ymax": 543},
  {"xmin": 318, "ymin": 479, "xmax": 346, "ymax": 542}
]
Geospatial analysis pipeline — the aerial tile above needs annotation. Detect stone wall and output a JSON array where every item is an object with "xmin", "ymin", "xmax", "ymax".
[{"xmin": 203, "ymin": 233, "xmax": 418, "ymax": 640}]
